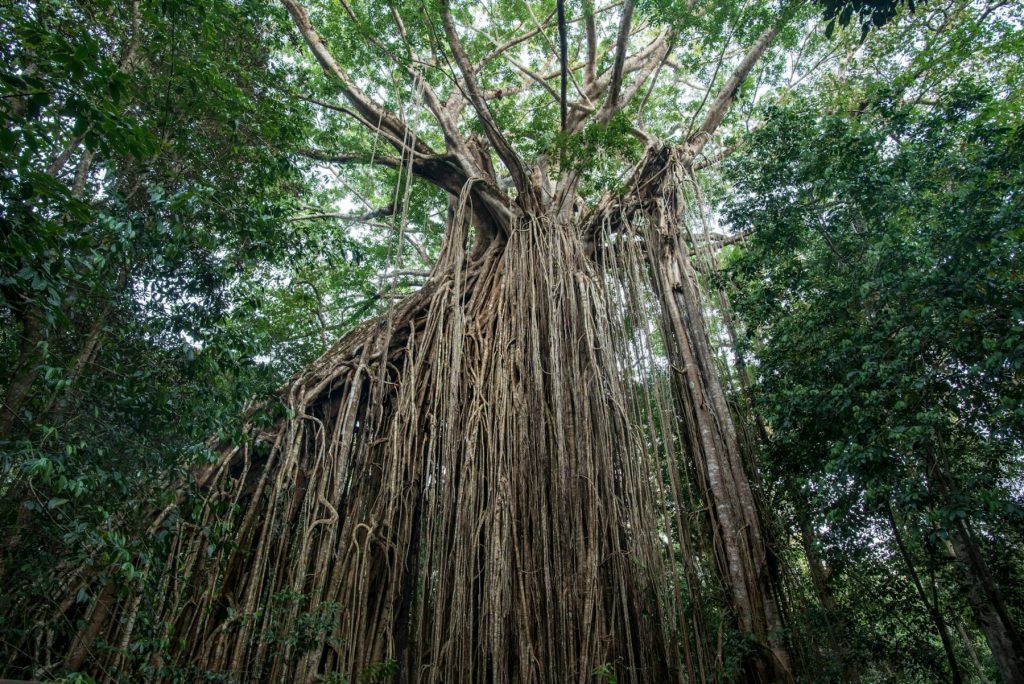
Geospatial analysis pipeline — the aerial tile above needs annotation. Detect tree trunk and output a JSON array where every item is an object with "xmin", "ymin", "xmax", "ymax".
[
  {"xmin": 796, "ymin": 509, "xmax": 861, "ymax": 680},
  {"xmin": 797, "ymin": 512, "xmax": 837, "ymax": 618},
  {"xmin": 0, "ymin": 304, "xmax": 47, "ymax": 586},
  {"xmin": 651, "ymin": 217, "xmax": 792, "ymax": 682},
  {"xmin": 923, "ymin": 442, "xmax": 1024, "ymax": 683},
  {"xmin": 52, "ymin": 207, "xmax": 723, "ymax": 682},
  {"xmin": 16, "ymin": 147, "xmax": 791, "ymax": 683},
  {"xmin": 1, "ymin": 304, "xmax": 45, "ymax": 437},
  {"xmin": 628, "ymin": 147, "xmax": 792, "ymax": 681},
  {"xmin": 949, "ymin": 521, "xmax": 1024, "ymax": 683},
  {"xmin": 886, "ymin": 502, "xmax": 963, "ymax": 683}
]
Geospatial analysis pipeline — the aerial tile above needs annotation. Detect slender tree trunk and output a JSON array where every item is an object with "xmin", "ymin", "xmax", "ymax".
[
  {"xmin": 927, "ymin": 443, "xmax": 1024, "ymax": 683},
  {"xmin": 41, "ymin": 306, "xmax": 108, "ymax": 422},
  {"xmin": 797, "ymin": 512, "xmax": 837, "ymax": 617},
  {"xmin": 957, "ymin": 618, "xmax": 992, "ymax": 683},
  {"xmin": 796, "ymin": 509, "xmax": 862, "ymax": 680},
  {"xmin": 652, "ymin": 231, "xmax": 791, "ymax": 681},
  {"xmin": 885, "ymin": 502, "xmax": 963, "ymax": 683},
  {"xmin": 949, "ymin": 520, "xmax": 1024, "ymax": 683},
  {"xmin": 0, "ymin": 306, "xmax": 49, "ymax": 594},
  {"xmin": 1, "ymin": 304, "xmax": 45, "ymax": 437},
  {"xmin": 1, "ymin": 98, "xmax": 95, "ymax": 437},
  {"xmin": 633, "ymin": 147, "xmax": 791, "ymax": 681}
]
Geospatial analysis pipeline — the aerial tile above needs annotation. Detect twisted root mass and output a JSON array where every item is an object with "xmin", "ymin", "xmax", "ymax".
[{"xmin": 40, "ymin": 162, "xmax": 781, "ymax": 683}]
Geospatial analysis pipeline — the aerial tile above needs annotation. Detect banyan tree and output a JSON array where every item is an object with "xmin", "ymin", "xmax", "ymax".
[{"xmin": 18, "ymin": 0, "xmax": 806, "ymax": 681}]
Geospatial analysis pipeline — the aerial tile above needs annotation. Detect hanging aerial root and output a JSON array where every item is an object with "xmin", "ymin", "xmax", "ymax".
[{"xmin": 14, "ymin": 162, "xmax": 791, "ymax": 683}]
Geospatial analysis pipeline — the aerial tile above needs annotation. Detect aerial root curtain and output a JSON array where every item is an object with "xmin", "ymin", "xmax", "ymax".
[
  {"xmin": 62, "ymin": 155, "xmax": 789, "ymax": 683},
  {"xmin": 57, "ymin": 0, "xmax": 796, "ymax": 677}
]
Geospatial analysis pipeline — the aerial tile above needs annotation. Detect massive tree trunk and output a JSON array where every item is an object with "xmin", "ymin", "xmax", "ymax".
[
  {"xmin": 7, "ymin": 3, "xmax": 798, "ymax": 680},
  {"xmin": 48, "ymin": 147, "xmax": 790, "ymax": 684},
  {"xmin": 65, "ymin": 205, "xmax": 672, "ymax": 682}
]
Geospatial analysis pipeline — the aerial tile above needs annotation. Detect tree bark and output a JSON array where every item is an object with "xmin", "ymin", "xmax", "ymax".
[
  {"xmin": 1, "ymin": 304, "xmax": 45, "ymax": 437},
  {"xmin": 614, "ymin": 146, "xmax": 793, "ymax": 681},
  {"xmin": 949, "ymin": 521, "xmax": 1024, "ymax": 683},
  {"xmin": 653, "ymin": 233, "xmax": 792, "ymax": 682},
  {"xmin": 642, "ymin": 192, "xmax": 790, "ymax": 680}
]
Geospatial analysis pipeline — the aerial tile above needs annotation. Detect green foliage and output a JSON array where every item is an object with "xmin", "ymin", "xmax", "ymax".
[
  {"xmin": 236, "ymin": 591, "xmax": 347, "ymax": 675},
  {"xmin": 59, "ymin": 674, "xmax": 97, "ymax": 684},
  {"xmin": 560, "ymin": 112, "xmax": 643, "ymax": 192},
  {"xmin": 317, "ymin": 674, "xmax": 349, "ymax": 684},
  {"xmin": 358, "ymin": 659, "xmax": 399, "ymax": 683},
  {"xmin": 817, "ymin": 0, "xmax": 918, "ymax": 40},
  {"xmin": 0, "ymin": 0, "xmax": 392, "ymax": 677},
  {"xmin": 724, "ymin": 75, "xmax": 1023, "ymax": 681},
  {"xmin": 593, "ymin": 662, "xmax": 618, "ymax": 683}
]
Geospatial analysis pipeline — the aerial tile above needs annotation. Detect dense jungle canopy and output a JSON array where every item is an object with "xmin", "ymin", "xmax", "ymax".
[{"xmin": 1, "ymin": 0, "xmax": 1022, "ymax": 681}]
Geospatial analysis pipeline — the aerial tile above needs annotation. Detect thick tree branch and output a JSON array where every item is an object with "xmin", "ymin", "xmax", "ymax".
[
  {"xmin": 282, "ymin": 0, "xmax": 434, "ymax": 159},
  {"xmin": 595, "ymin": 0, "xmax": 634, "ymax": 123},
  {"xmin": 298, "ymin": 147, "xmax": 516, "ymax": 231},
  {"xmin": 584, "ymin": 1, "xmax": 597, "ymax": 85},
  {"xmin": 407, "ymin": 70, "xmax": 493, "ymax": 185},
  {"xmin": 688, "ymin": 25, "xmax": 779, "ymax": 158},
  {"xmin": 619, "ymin": 36, "xmax": 672, "ymax": 118},
  {"xmin": 557, "ymin": 0, "xmax": 568, "ymax": 131},
  {"xmin": 298, "ymin": 147, "xmax": 463, "ymax": 197},
  {"xmin": 439, "ymin": 0, "xmax": 532, "ymax": 199},
  {"xmin": 360, "ymin": 8, "xmax": 495, "ymax": 187}
]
